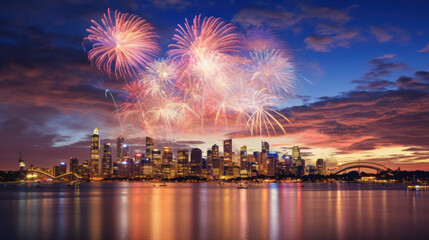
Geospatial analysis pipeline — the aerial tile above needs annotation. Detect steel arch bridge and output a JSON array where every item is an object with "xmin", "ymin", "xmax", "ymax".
[
  {"xmin": 330, "ymin": 162, "xmax": 390, "ymax": 175},
  {"xmin": 27, "ymin": 169, "xmax": 83, "ymax": 180}
]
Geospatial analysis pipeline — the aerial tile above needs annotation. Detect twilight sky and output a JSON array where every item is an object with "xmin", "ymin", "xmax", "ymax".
[{"xmin": 1, "ymin": 0, "xmax": 429, "ymax": 170}]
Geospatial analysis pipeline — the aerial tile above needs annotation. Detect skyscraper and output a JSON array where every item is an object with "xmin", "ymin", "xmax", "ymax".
[
  {"xmin": 240, "ymin": 145, "xmax": 247, "ymax": 169},
  {"xmin": 123, "ymin": 144, "xmax": 130, "ymax": 159},
  {"xmin": 116, "ymin": 136, "xmax": 124, "ymax": 162},
  {"xmin": 146, "ymin": 137, "xmax": 154, "ymax": 162},
  {"xmin": 162, "ymin": 147, "xmax": 173, "ymax": 163},
  {"xmin": 223, "ymin": 139, "xmax": 232, "ymax": 166},
  {"xmin": 190, "ymin": 148, "xmax": 202, "ymax": 176},
  {"xmin": 212, "ymin": 144, "xmax": 219, "ymax": 158},
  {"xmin": 292, "ymin": 146, "xmax": 300, "ymax": 160},
  {"xmin": 316, "ymin": 159, "xmax": 326, "ymax": 175},
  {"xmin": 262, "ymin": 141, "xmax": 270, "ymax": 153},
  {"xmin": 177, "ymin": 150, "xmax": 189, "ymax": 176},
  {"xmin": 90, "ymin": 128, "xmax": 100, "ymax": 177},
  {"xmin": 70, "ymin": 157, "xmax": 79, "ymax": 174},
  {"xmin": 102, "ymin": 143, "xmax": 112, "ymax": 177},
  {"xmin": 18, "ymin": 152, "xmax": 25, "ymax": 175},
  {"xmin": 54, "ymin": 162, "xmax": 67, "ymax": 177}
]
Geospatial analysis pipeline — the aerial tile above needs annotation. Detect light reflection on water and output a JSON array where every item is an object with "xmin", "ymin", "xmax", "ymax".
[{"xmin": 1, "ymin": 183, "xmax": 428, "ymax": 240}]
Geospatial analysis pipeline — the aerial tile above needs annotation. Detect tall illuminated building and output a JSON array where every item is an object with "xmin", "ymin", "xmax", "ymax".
[
  {"xmin": 223, "ymin": 139, "xmax": 232, "ymax": 166},
  {"xmin": 54, "ymin": 162, "xmax": 67, "ymax": 176},
  {"xmin": 206, "ymin": 149, "xmax": 213, "ymax": 178},
  {"xmin": 212, "ymin": 144, "xmax": 219, "ymax": 158},
  {"xmin": 116, "ymin": 137, "xmax": 124, "ymax": 162},
  {"xmin": 102, "ymin": 143, "xmax": 112, "ymax": 177},
  {"xmin": 262, "ymin": 141, "xmax": 270, "ymax": 153},
  {"xmin": 240, "ymin": 145, "xmax": 247, "ymax": 169},
  {"xmin": 123, "ymin": 144, "xmax": 130, "ymax": 159},
  {"xmin": 70, "ymin": 157, "xmax": 79, "ymax": 174},
  {"xmin": 190, "ymin": 148, "xmax": 202, "ymax": 176},
  {"xmin": 316, "ymin": 159, "xmax": 326, "ymax": 175},
  {"xmin": 90, "ymin": 128, "xmax": 100, "ymax": 177},
  {"xmin": 177, "ymin": 150, "xmax": 189, "ymax": 176},
  {"xmin": 162, "ymin": 147, "xmax": 173, "ymax": 163},
  {"xmin": 18, "ymin": 152, "xmax": 25, "ymax": 175},
  {"xmin": 146, "ymin": 137, "xmax": 154, "ymax": 161},
  {"xmin": 292, "ymin": 146, "xmax": 300, "ymax": 160}
]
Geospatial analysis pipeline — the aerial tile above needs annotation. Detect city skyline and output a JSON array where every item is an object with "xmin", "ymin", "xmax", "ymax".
[{"xmin": 1, "ymin": 0, "xmax": 429, "ymax": 171}]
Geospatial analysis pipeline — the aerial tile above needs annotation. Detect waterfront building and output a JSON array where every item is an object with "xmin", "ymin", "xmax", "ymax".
[
  {"xmin": 190, "ymin": 148, "xmax": 202, "ymax": 176},
  {"xmin": 70, "ymin": 157, "xmax": 79, "ymax": 174},
  {"xmin": 18, "ymin": 153, "xmax": 25, "ymax": 175},
  {"xmin": 116, "ymin": 137, "xmax": 124, "ymax": 162},
  {"xmin": 102, "ymin": 143, "xmax": 112, "ymax": 177},
  {"xmin": 316, "ymin": 158, "xmax": 327, "ymax": 175},
  {"xmin": 206, "ymin": 149, "xmax": 213, "ymax": 178},
  {"xmin": 123, "ymin": 144, "xmax": 130, "ymax": 159},
  {"xmin": 177, "ymin": 150, "xmax": 189, "ymax": 176},
  {"xmin": 146, "ymin": 137, "xmax": 154, "ymax": 162},
  {"xmin": 90, "ymin": 128, "xmax": 100, "ymax": 177},
  {"xmin": 152, "ymin": 149, "xmax": 162, "ymax": 177},
  {"xmin": 223, "ymin": 139, "xmax": 232, "ymax": 167},
  {"xmin": 53, "ymin": 162, "xmax": 66, "ymax": 176},
  {"xmin": 162, "ymin": 147, "xmax": 173, "ymax": 163}
]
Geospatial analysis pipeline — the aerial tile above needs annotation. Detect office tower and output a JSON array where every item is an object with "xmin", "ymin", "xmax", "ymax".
[
  {"xmin": 206, "ymin": 149, "xmax": 213, "ymax": 178},
  {"xmin": 70, "ymin": 157, "xmax": 79, "ymax": 174},
  {"xmin": 116, "ymin": 136, "xmax": 124, "ymax": 162},
  {"xmin": 212, "ymin": 144, "xmax": 219, "ymax": 158},
  {"xmin": 162, "ymin": 147, "xmax": 173, "ymax": 163},
  {"xmin": 177, "ymin": 150, "xmax": 189, "ymax": 176},
  {"xmin": 292, "ymin": 146, "xmax": 300, "ymax": 160},
  {"xmin": 102, "ymin": 143, "xmax": 112, "ymax": 178},
  {"xmin": 161, "ymin": 147, "xmax": 173, "ymax": 178},
  {"xmin": 223, "ymin": 139, "xmax": 232, "ymax": 166},
  {"xmin": 190, "ymin": 148, "xmax": 202, "ymax": 176},
  {"xmin": 267, "ymin": 152, "xmax": 278, "ymax": 177},
  {"xmin": 54, "ymin": 162, "xmax": 67, "ymax": 176},
  {"xmin": 146, "ymin": 137, "xmax": 154, "ymax": 162},
  {"xmin": 123, "ymin": 144, "xmax": 130, "ymax": 159},
  {"xmin": 90, "ymin": 128, "xmax": 100, "ymax": 177},
  {"xmin": 316, "ymin": 159, "xmax": 326, "ymax": 175},
  {"xmin": 240, "ymin": 145, "xmax": 247, "ymax": 169},
  {"xmin": 152, "ymin": 148, "xmax": 162, "ymax": 176},
  {"xmin": 262, "ymin": 141, "xmax": 270, "ymax": 153},
  {"xmin": 18, "ymin": 152, "xmax": 25, "ymax": 175},
  {"xmin": 80, "ymin": 160, "xmax": 90, "ymax": 179}
]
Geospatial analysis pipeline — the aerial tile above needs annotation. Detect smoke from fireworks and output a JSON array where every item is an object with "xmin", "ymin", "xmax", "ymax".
[
  {"xmin": 83, "ymin": 8, "xmax": 159, "ymax": 79},
  {"xmin": 83, "ymin": 10, "xmax": 306, "ymax": 137}
]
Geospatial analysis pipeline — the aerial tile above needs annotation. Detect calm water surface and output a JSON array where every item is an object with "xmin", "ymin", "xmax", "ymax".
[{"xmin": 0, "ymin": 182, "xmax": 428, "ymax": 240}]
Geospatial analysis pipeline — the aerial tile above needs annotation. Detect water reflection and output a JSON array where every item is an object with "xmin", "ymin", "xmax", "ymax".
[{"xmin": 1, "ymin": 183, "xmax": 429, "ymax": 240}]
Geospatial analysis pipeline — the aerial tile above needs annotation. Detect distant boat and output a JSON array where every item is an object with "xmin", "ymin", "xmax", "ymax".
[
  {"xmin": 237, "ymin": 183, "xmax": 248, "ymax": 189},
  {"xmin": 219, "ymin": 180, "xmax": 225, "ymax": 185},
  {"xmin": 160, "ymin": 182, "xmax": 167, "ymax": 187}
]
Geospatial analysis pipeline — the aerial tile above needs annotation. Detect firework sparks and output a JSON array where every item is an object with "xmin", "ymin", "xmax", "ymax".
[
  {"xmin": 249, "ymin": 49, "xmax": 297, "ymax": 98},
  {"xmin": 83, "ymin": 9, "xmax": 160, "ymax": 78},
  {"xmin": 84, "ymin": 11, "xmax": 302, "ymax": 137}
]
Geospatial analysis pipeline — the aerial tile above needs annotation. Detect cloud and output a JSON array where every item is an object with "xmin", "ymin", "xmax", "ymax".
[
  {"xmin": 370, "ymin": 26, "xmax": 393, "ymax": 43},
  {"xmin": 232, "ymin": 8, "xmax": 302, "ymax": 29},
  {"xmin": 145, "ymin": 0, "xmax": 191, "ymax": 9},
  {"xmin": 376, "ymin": 54, "xmax": 396, "ymax": 59},
  {"xmin": 304, "ymin": 23, "xmax": 358, "ymax": 52},
  {"xmin": 284, "ymin": 71, "xmax": 429, "ymax": 158},
  {"xmin": 300, "ymin": 4, "xmax": 355, "ymax": 23},
  {"xmin": 419, "ymin": 43, "xmax": 429, "ymax": 53}
]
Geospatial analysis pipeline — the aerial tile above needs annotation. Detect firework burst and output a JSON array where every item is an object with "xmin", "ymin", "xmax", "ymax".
[
  {"xmin": 83, "ymin": 11, "xmax": 303, "ymax": 137},
  {"xmin": 249, "ymin": 49, "xmax": 297, "ymax": 98},
  {"xmin": 83, "ymin": 9, "xmax": 160, "ymax": 78}
]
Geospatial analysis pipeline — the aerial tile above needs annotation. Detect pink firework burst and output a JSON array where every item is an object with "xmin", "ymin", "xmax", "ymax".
[{"xmin": 83, "ymin": 9, "xmax": 160, "ymax": 79}]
